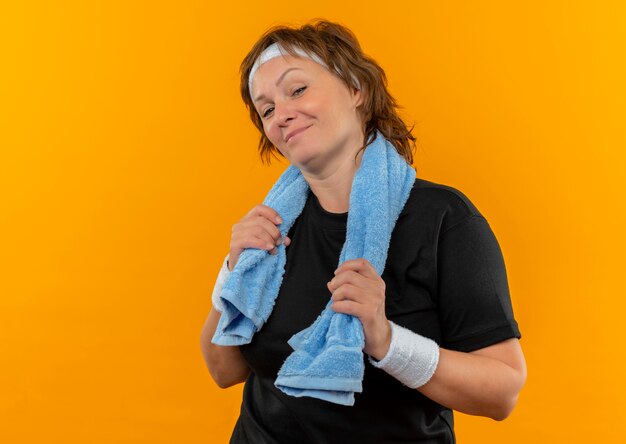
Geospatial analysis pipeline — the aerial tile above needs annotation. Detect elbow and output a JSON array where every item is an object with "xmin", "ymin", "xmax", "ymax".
[
  {"xmin": 490, "ymin": 394, "xmax": 519, "ymax": 421},
  {"xmin": 209, "ymin": 369, "xmax": 245, "ymax": 389},
  {"xmin": 211, "ymin": 367, "xmax": 250, "ymax": 389},
  {"xmin": 200, "ymin": 338, "xmax": 249, "ymax": 389},
  {"xmin": 491, "ymin": 368, "xmax": 527, "ymax": 421},
  {"xmin": 208, "ymin": 355, "xmax": 251, "ymax": 389},
  {"xmin": 216, "ymin": 380, "xmax": 237, "ymax": 389}
]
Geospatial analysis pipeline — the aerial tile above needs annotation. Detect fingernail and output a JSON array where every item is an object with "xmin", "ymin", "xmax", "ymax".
[{"xmin": 275, "ymin": 216, "xmax": 282, "ymax": 224}]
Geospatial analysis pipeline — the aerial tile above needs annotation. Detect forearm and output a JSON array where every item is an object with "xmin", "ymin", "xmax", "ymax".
[
  {"xmin": 369, "ymin": 321, "xmax": 525, "ymax": 421},
  {"xmin": 417, "ymin": 346, "xmax": 525, "ymax": 421},
  {"xmin": 200, "ymin": 254, "xmax": 250, "ymax": 388},
  {"xmin": 200, "ymin": 307, "xmax": 250, "ymax": 388}
]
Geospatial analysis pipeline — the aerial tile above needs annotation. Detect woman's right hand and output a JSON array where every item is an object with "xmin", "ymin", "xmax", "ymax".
[{"xmin": 228, "ymin": 204, "xmax": 291, "ymax": 271}]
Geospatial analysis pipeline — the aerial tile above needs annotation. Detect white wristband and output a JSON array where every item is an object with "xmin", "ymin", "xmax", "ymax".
[
  {"xmin": 368, "ymin": 320, "xmax": 440, "ymax": 389},
  {"xmin": 211, "ymin": 254, "xmax": 231, "ymax": 312}
]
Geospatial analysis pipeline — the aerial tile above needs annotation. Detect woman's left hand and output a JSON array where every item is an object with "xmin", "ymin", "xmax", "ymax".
[{"xmin": 327, "ymin": 258, "xmax": 391, "ymax": 360}]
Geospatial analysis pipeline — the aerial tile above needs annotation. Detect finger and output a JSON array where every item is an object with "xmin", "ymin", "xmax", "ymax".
[
  {"xmin": 334, "ymin": 258, "xmax": 378, "ymax": 279},
  {"xmin": 328, "ymin": 283, "xmax": 366, "ymax": 304},
  {"xmin": 330, "ymin": 299, "xmax": 361, "ymax": 317},
  {"xmin": 246, "ymin": 204, "xmax": 283, "ymax": 225},
  {"xmin": 327, "ymin": 270, "xmax": 368, "ymax": 292},
  {"xmin": 246, "ymin": 216, "xmax": 283, "ymax": 245},
  {"xmin": 253, "ymin": 230, "xmax": 280, "ymax": 251},
  {"xmin": 235, "ymin": 235, "xmax": 276, "ymax": 253}
]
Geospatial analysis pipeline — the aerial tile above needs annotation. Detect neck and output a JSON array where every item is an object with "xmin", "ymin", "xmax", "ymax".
[{"xmin": 302, "ymin": 142, "xmax": 365, "ymax": 214}]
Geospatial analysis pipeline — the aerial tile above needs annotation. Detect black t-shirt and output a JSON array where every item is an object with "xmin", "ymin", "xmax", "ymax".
[{"xmin": 231, "ymin": 177, "xmax": 521, "ymax": 444}]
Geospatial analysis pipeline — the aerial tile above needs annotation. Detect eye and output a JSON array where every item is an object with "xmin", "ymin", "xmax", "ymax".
[
  {"xmin": 260, "ymin": 86, "xmax": 306, "ymax": 119},
  {"xmin": 262, "ymin": 106, "xmax": 274, "ymax": 118}
]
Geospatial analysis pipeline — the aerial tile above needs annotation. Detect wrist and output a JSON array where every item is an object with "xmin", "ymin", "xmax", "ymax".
[
  {"xmin": 211, "ymin": 254, "xmax": 231, "ymax": 312},
  {"xmin": 368, "ymin": 320, "xmax": 440, "ymax": 389},
  {"xmin": 368, "ymin": 320, "xmax": 392, "ymax": 361}
]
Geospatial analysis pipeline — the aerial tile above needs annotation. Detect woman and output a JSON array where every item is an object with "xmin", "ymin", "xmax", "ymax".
[{"xmin": 200, "ymin": 19, "xmax": 526, "ymax": 443}]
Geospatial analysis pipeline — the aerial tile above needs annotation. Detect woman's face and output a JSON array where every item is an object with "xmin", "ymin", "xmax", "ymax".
[{"xmin": 250, "ymin": 54, "xmax": 363, "ymax": 172}]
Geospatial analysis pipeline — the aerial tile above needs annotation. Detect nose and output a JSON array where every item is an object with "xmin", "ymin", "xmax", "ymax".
[{"xmin": 273, "ymin": 100, "xmax": 296, "ymax": 126}]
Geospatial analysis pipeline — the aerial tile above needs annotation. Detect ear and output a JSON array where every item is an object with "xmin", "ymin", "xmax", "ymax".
[{"xmin": 352, "ymin": 87, "xmax": 363, "ymax": 108}]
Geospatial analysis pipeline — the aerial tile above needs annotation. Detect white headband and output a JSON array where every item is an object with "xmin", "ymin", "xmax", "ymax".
[{"xmin": 248, "ymin": 42, "xmax": 360, "ymax": 98}]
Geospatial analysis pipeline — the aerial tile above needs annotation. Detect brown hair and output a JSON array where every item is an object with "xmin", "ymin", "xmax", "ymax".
[{"xmin": 240, "ymin": 19, "xmax": 417, "ymax": 166}]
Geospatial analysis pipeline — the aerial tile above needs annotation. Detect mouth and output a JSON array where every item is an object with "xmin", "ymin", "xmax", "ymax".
[{"xmin": 285, "ymin": 125, "xmax": 312, "ymax": 144}]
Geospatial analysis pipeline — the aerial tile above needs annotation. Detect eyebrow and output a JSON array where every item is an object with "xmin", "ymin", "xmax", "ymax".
[{"xmin": 253, "ymin": 67, "xmax": 302, "ymax": 103}]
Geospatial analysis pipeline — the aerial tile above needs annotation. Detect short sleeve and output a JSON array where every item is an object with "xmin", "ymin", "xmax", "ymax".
[{"xmin": 436, "ymin": 215, "xmax": 521, "ymax": 352}]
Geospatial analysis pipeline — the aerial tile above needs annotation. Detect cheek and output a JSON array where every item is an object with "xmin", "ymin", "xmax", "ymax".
[{"xmin": 262, "ymin": 120, "xmax": 281, "ymax": 145}]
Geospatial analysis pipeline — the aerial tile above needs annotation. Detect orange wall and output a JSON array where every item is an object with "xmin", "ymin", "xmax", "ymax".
[{"xmin": 1, "ymin": 1, "xmax": 625, "ymax": 442}]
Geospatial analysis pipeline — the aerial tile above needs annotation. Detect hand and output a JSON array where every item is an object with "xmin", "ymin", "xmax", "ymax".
[
  {"xmin": 228, "ymin": 204, "xmax": 291, "ymax": 271},
  {"xmin": 326, "ymin": 258, "xmax": 391, "ymax": 360}
]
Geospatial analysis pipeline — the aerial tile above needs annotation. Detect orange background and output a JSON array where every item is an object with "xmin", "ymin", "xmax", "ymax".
[{"xmin": 1, "ymin": 1, "xmax": 625, "ymax": 442}]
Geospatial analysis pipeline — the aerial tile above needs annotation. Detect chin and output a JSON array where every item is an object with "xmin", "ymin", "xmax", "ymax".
[
  {"xmin": 294, "ymin": 153, "xmax": 326, "ymax": 172},
  {"xmin": 282, "ymin": 143, "xmax": 311, "ymax": 163}
]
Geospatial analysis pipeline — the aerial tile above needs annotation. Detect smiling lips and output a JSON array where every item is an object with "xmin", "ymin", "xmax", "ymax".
[{"xmin": 285, "ymin": 125, "xmax": 311, "ymax": 143}]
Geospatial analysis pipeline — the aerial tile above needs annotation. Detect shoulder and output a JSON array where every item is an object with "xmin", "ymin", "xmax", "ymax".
[{"xmin": 399, "ymin": 177, "xmax": 486, "ymax": 234}]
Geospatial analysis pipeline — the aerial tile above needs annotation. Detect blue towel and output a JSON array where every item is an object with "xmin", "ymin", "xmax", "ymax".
[{"xmin": 212, "ymin": 130, "xmax": 416, "ymax": 405}]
